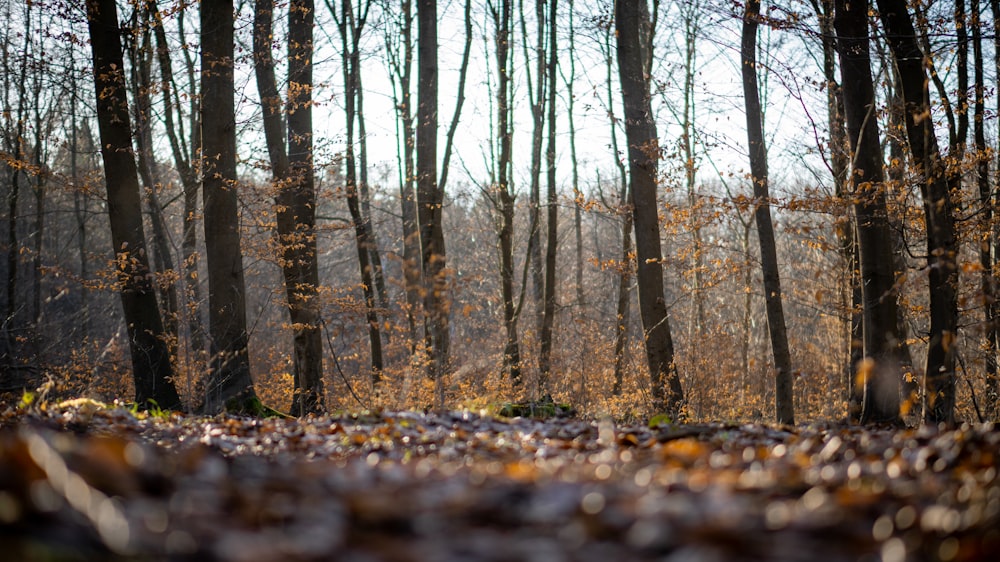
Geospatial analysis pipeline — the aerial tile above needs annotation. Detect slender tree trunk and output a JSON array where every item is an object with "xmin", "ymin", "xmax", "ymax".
[
  {"xmin": 86, "ymin": 0, "xmax": 182, "ymax": 410},
  {"xmin": 354, "ymin": 60, "xmax": 389, "ymax": 311},
  {"xmin": 200, "ymin": 0, "xmax": 258, "ymax": 413},
  {"xmin": 565, "ymin": 0, "xmax": 583, "ymax": 309},
  {"xmin": 339, "ymin": 0, "xmax": 384, "ymax": 383},
  {"xmin": 538, "ymin": 0, "xmax": 557, "ymax": 391},
  {"xmin": 149, "ymin": 0, "xmax": 205, "ymax": 364},
  {"xmin": 602, "ymin": 21, "xmax": 632, "ymax": 397},
  {"xmin": 810, "ymin": 0, "xmax": 862, "ymax": 419},
  {"xmin": 255, "ymin": 0, "xmax": 326, "ymax": 413},
  {"xmin": 681, "ymin": 3, "xmax": 705, "ymax": 337},
  {"xmin": 285, "ymin": 0, "xmax": 325, "ymax": 412},
  {"xmin": 128, "ymin": 16, "xmax": 180, "ymax": 344},
  {"xmin": 386, "ymin": 0, "xmax": 422, "ymax": 354},
  {"xmin": 417, "ymin": 0, "xmax": 449, "ymax": 398},
  {"xmin": 615, "ymin": 0, "xmax": 683, "ymax": 417},
  {"xmin": 877, "ymin": 0, "xmax": 958, "ymax": 426},
  {"xmin": 521, "ymin": 0, "xmax": 546, "ymax": 341},
  {"xmin": 975, "ymin": 0, "xmax": 998, "ymax": 421},
  {"xmin": 834, "ymin": 0, "xmax": 902, "ymax": 425},
  {"xmin": 493, "ymin": 0, "xmax": 522, "ymax": 388},
  {"xmin": 741, "ymin": 0, "xmax": 794, "ymax": 424}
]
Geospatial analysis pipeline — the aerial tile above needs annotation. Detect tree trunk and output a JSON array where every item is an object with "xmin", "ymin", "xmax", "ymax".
[
  {"xmin": 86, "ymin": 0, "xmax": 182, "ymax": 410},
  {"xmin": 615, "ymin": 0, "xmax": 683, "ymax": 417},
  {"xmin": 976, "ymin": 0, "xmax": 998, "ymax": 421},
  {"xmin": 416, "ymin": 0, "xmax": 449, "ymax": 398},
  {"xmin": 285, "ymin": 0, "xmax": 325, "ymax": 413},
  {"xmin": 493, "ymin": 0, "xmax": 522, "ymax": 388},
  {"xmin": 386, "ymin": 0, "xmax": 422, "ymax": 354},
  {"xmin": 522, "ymin": 0, "xmax": 546, "ymax": 342},
  {"xmin": 603, "ymin": 21, "xmax": 632, "ymax": 397},
  {"xmin": 128, "ymin": 15, "xmax": 180, "ymax": 345},
  {"xmin": 149, "ymin": 0, "xmax": 205, "ymax": 365},
  {"xmin": 255, "ymin": 0, "xmax": 326, "ymax": 414},
  {"xmin": 339, "ymin": 0, "xmax": 385, "ymax": 384},
  {"xmin": 834, "ymin": 0, "xmax": 902, "ymax": 425},
  {"xmin": 741, "ymin": 0, "xmax": 794, "ymax": 424},
  {"xmin": 200, "ymin": 0, "xmax": 258, "ymax": 413},
  {"xmin": 877, "ymin": 0, "xmax": 958, "ymax": 426},
  {"xmin": 538, "ymin": 0, "xmax": 557, "ymax": 391}
]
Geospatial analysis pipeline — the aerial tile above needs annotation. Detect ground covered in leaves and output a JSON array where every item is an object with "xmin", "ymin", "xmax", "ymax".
[{"xmin": 1, "ymin": 403, "xmax": 998, "ymax": 561}]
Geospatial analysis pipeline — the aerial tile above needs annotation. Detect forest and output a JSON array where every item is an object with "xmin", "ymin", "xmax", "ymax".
[
  {"xmin": 3, "ymin": 0, "xmax": 1000, "ymax": 560},
  {"xmin": 1, "ymin": 0, "xmax": 999, "ymax": 424}
]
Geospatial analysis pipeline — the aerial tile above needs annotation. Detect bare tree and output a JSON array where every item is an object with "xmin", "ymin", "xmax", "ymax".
[
  {"xmin": 615, "ymin": 0, "xmax": 683, "ymax": 417},
  {"xmin": 201, "ymin": 0, "xmax": 258, "ymax": 413},
  {"xmin": 834, "ymin": 0, "xmax": 902, "ymax": 425},
  {"xmin": 334, "ymin": 0, "xmax": 384, "ymax": 383},
  {"xmin": 489, "ymin": 0, "xmax": 523, "ymax": 387},
  {"xmin": 254, "ymin": 0, "xmax": 326, "ymax": 414},
  {"xmin": 741, "ymin": 0, "xmax": 794, "ymax": 424},
  {"xmin": 85, "ymin": 0, "xmax": 182, "ymax": 410},
  {"xmin": 416, "ymin": 0, "xmax": 448, "ymax": 396},
  {"xmin": 538, "ymin": 0, "xmax": 558, "ymax": 390},
  {"xmin": 877, "ymin": 0, "xmax": 959, "ymax": 425}
]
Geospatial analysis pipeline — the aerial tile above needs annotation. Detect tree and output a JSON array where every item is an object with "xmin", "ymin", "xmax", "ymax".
[
  {"xmin": 741, "ymin": 0, "xmax": 794, "ymax": 424},
  {"xmin": 538, "ymin": 0, "xmax": 558, "ymax": 390},
  {"xmin": 876, "ymin": 0, "xmax": 959, "ymax": 425},
  {"xmin": 615, "ymin": 0, "xmax": 684, "ymax": 417},
  {"xmin": 254, "ymin": 0, "xmax": 325, "ymax": 414},
  {"xmin": 334, "ymin": 0, "xmax": 384, "ymax": 384},
  {"xmin": 148, "ymin": 0, "xmax": 206, "ymax": 367},
  {"xmin": 417, "ymin": 0, "xmax": 449, "ymax": 398},
  {"xmin": 85, "ymin": 0, "xmax": 182, "ymax": 410},
  {"xmin": 834, "ymin": 0, "xmax": 901, "ymax": 424},
  {"xmin": 201, "ymin": 0, "xmax": 258, "ymax": 413},
  {"xmin": 489, "ymin": 0, "xmax": 523, "ymax": 387}
]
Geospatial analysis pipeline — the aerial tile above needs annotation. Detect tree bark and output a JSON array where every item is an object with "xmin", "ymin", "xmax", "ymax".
[
  {"xmin": 834, "ymin": 0, "xmax": 902, "ymax": 425},
  {"xmin": 492, "ymin": 0, "xmax": 522, "ymax": 388},
  {"xmin": 255, "ymin": 0, "xmax": 326, "ymax": 414},
  {"xmin": 615, "ymin": 0, "xmax": 683, "ymax": 417},
  {"xmin": 877, "ymin": 0, "xmax": 958, "ymax": 425},
  {"xmin": 201, "ymin": 0, "xmax": 258, "ymax": 413},
  {"xmin": 976, "ymin": 0, "xmax": 999, "ymax": 421},
  {"xmin": 149, "ymin": 0, "xmax": 205, "ymax": 365},
  {"xmin": 386, "ymin": 0, "xmax": 422, "ymax": 354},
  {"xmin": 741, "ymin": 0, "xmax": 794, "ymax": 424},
  {"xmin": 538, "ymin": 0, "xmax": 558, "ymax": 391},
  {"xmin": 338, "ymin": 0, "xmax": 385, "ymax": 384},
  {"xmin": 86, "ymin": 0, "xmax": 182, "ymax": 410},
  {"xmin": 416, "ymin": 0, "xmax": 449, "ymax": 398}
]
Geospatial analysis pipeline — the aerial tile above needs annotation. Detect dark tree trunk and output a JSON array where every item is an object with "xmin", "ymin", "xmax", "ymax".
[
  {"xmin": 86, "ymin": 0, "xmax": 182, "ymax": 410},
  {"xmin": 385, "ymin": 0, "xmax": 422, "ymax": 356},
  {"xmin": 149, "ymin": 0, "xmax": 205, "ymax": 365},
  {"xmin": 538, "ymin": 0, "xmax": 558, "ymax": 391},
  {"xmin": 493, "ymin": 0, "xmax": 522, "ymax": 388},
  {"xmin": 255, "ymin": 0, "xmax": 326, "ymax": 414},
  {"xmin": 128, "ymin": 15, "xmax": 180, "ymax": 345},
  {"xmin": 974, "ymin": 0, "xmax": 1000, "ymax": 422},
  {"xmin": 834, "ymin": 0, "xmax": 902, "ymax": 425},
  {"xmin": 615, "ymin": 0, "xmax": 683, "ymax": 417},
  {"xmin": 741, "ymin": 0, "xmax": 794, "ymax": 424},
  {"xmin": 339, "ymin": 0, "xmax": 384, "ymax": 384},
  {"xmin": 877, "ymin": 0, "xmax": 959, "ymax": 426},
  {"xmin": 602, "ymin": 21, "xmax": 632, "ymax": 397},
  {"xmin": 416, "ymin": 0, "xmax": 449, "ymax": 397},
  {"xmin": 200, "ymin": 0, "xmax": 258, "ymax": 413}
]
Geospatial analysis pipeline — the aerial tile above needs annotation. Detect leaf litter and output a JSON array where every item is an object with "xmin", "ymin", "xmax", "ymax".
[{"xmin": 0, "ymin": 404, "xmax": 998, "ymax": 561}]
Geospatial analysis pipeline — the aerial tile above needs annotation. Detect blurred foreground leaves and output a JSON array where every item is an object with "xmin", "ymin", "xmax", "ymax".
[{"xmin": 0, "ymin": 404, "xmax": 998, "ymax": 561}]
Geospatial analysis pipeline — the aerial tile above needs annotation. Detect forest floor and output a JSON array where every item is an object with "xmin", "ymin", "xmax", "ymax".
[{"xmin": 0, "ymin": 401, "xmax": 998, "ymax": 562}]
